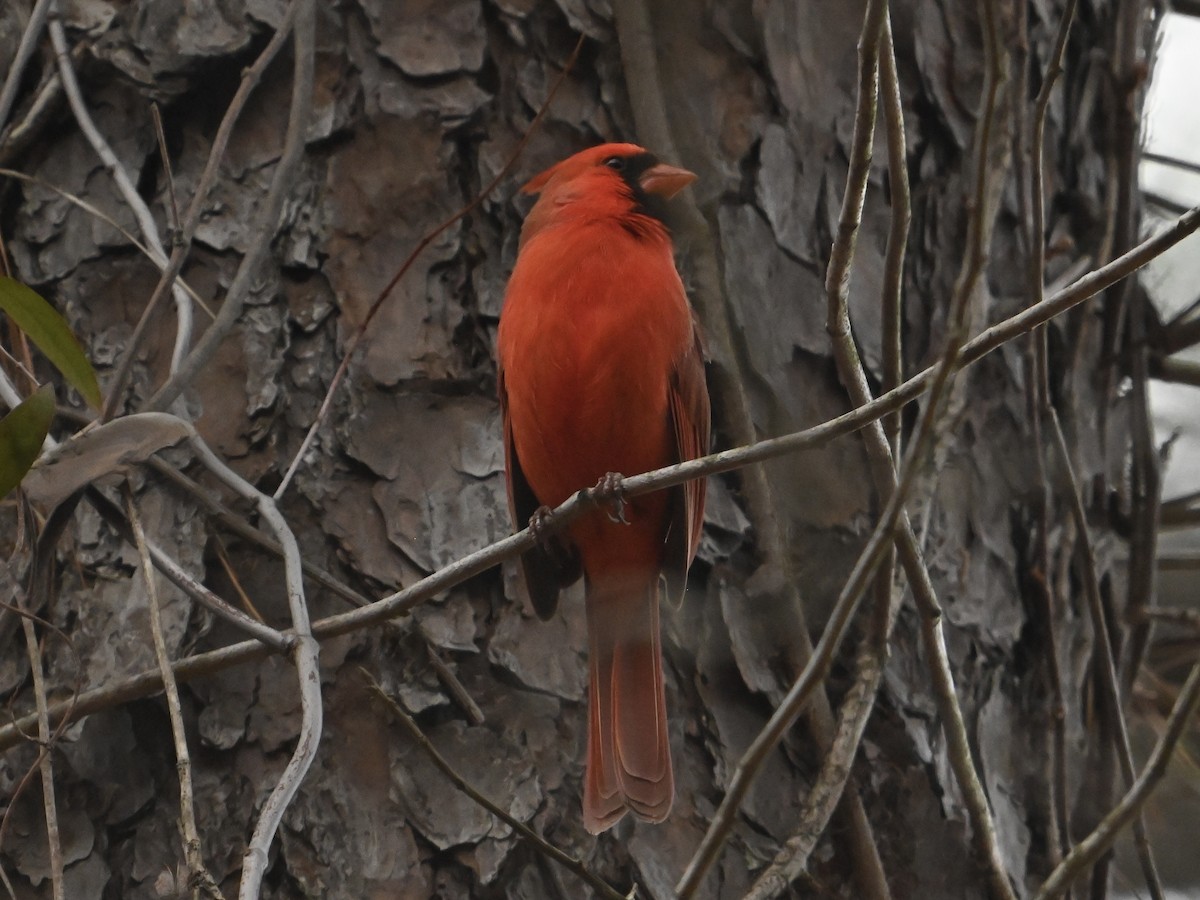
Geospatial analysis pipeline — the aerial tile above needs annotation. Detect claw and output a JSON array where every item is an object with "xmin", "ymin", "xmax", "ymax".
[
  {"xmin": 589, "ymin": 472, "xmax": 629, "ymax": 525},
  {"xmin": 528, "ymin": 505, "xmax": 556, "ymax": 550}
]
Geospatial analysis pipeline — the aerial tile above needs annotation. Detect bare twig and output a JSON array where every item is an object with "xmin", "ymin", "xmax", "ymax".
[
  {"xmin": 150, "ymin": 103, "xmax": 181, "ymax": 245},
  {"xmin": 0, "ymin": 0, "xmax": 55, "ymax": 131},
  {"xmin": 49, "ymin": 14, "xmax": 194, "ymax": 376},
  {"xmin": 1149, "ymin": 355, "xmax": 1200, "ymax": 386},
  {"xmin": 0, "ymin": 169, "xmax": 213, "ymax": 316},
  {"xmin": 0, "ymin": 203, "xmax": 1198, "ymax": 751},
  {"xmin": 879, "ymin": 11, "xmax": 909, "ymax": 458},
  {"xmin": 613, "ymin": 0, "xmax": 891, "ymax": 894},
  {"xmin": 743, "ymin": 6, "xmax": 899, "ymax": 897},
  {"xmin": 101, "ymin": 1, "xmax": 299, "ymax": 420},
  {"xmin": 21, "ymin": 615, "xmax": 64, "ymax": 900},
  {"xmin": 149, "ymin": 345, "xmax": 325, "ymax": 898},
  {"xmin": 211, "ymin": 535, "xmax": 267, "ymax": 624},
  {"xmin": 823, "ymin": 0, "xmax": 1014, "ymax": 895},
  {"xmin": 139, "ymin": 455, "xmax": 370, "ymax": 609},
  {"xmin": 423, "ymin": 643, "xmax": 485, "ymax": 726},
  {"xmin": 123, "ymin": 484, "xmax": 224, "ymax": 899},
  {"xmin": 0, "ymin": 600, "xmax": 82, "ymax": 879},
  {"xmin": 363, "ymin": 671, "xmax": 625, "ymax": 900},
  {"xmin": 1046, "ymin": 408, "xmax": 1164, "ymax": 898},
  {"xmin": 1128, "ymin": 606, "xmax": 1200, "ymax": 630},
  {"xmin": 83, "ymin": 486, "xmax": 292, "ymax": 651},
  {"xmin": 1023, "ymin": 0, "xmax": 1079, "ymax": 875},
  {"xmin": 743, "ymin": 638, "xmax": 892, "ymax": 900},
  {"xmin": 144, "ymin": 0, "xmax": 312, "ymax": 415},
  {"xmin": 0, "ymin": 47, "xmax": 80, "ymax": 167},
  {"xmin": 1033, "ymin": 658, "xmax": 1200, "ymax": 900},
  {"xmin": 270, "ymin": 33, "xmax": 587, "ymax": 501}
]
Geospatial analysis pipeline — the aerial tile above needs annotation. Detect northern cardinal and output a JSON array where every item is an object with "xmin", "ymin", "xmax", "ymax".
[{"xmin": 497, "ymin": 143, "xmax": 710, "ymax": 833}]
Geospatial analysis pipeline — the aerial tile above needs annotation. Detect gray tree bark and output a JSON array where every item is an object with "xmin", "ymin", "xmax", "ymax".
[{"xmin": 0, "ymin": 1, "xmax": 1172, "ymax": 898}]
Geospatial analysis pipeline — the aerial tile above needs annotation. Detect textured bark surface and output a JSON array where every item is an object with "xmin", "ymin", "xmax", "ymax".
[{"xmin": 0, "ymin": 0, "xmax": 1166, "ymax": 898}]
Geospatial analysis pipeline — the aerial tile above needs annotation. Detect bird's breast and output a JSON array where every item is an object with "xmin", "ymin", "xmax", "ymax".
[{"xmin": 499, "ymin": 222, "xmax": 691, "ymax": 513}]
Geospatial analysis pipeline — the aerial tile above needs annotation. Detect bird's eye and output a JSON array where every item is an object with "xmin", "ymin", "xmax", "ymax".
[{"xmin": 604, "ymin": 156, "xmax": 626, "ymax": 171}]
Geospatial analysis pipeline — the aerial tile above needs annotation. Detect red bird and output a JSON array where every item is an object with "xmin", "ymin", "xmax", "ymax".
[{"xmin": 497, "ymin": 143, "xmax": 710, "ymax": 833}]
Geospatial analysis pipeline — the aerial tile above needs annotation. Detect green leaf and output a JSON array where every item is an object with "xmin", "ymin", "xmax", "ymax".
[
  {"xmin": 0, "ymin": 384, "xmax": 56, "ymax": 499},
  {"xmin": 0, "ymin": 276, "xmax": 102, "ymax": 409}
]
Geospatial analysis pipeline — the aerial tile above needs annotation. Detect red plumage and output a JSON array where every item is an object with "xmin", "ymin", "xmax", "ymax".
[{"xmin": 497, "ymin": 143, "xmax": 710, "ymax": 833}]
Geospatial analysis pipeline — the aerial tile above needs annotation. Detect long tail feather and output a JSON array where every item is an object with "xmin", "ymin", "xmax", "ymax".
[{"xmin": 583, "ymin": 578, "xmax": 673, "ymax": 834}]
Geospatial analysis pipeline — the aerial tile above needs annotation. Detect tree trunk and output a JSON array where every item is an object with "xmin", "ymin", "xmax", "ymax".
[{"xmin": 0, "ymin": 1, "xmax": 1174, "ymax": 898}]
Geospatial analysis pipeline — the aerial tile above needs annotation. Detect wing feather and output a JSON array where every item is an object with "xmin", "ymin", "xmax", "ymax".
[
  {"xmin": 662, "ymin": 318, "xmax": 710, "ymax": 605},
  {"xmin": 498, "ymin": 366, "xmax": 581, "ymax": 619}
]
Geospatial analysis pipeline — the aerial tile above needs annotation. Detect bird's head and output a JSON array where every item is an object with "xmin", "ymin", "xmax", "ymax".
[{"xmin": 518, "ymin": 143, "xmax": 696, "ymax": 242}]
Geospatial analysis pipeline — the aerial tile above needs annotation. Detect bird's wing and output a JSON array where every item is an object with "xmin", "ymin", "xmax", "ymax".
[
  {"xmin": 663, "ymin": 316, "xmax": 710, "ymax": 605},
  {"xmin": 499, "ymin": 364, "xmax": 581, "ymax": 619}
]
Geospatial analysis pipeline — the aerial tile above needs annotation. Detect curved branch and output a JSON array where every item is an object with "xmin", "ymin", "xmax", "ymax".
[
  {"xmin": 0, "ymin": 200, "xmax": 1196, "ymax": 755},
  {"xmin": 145, "ymin": 0, "xmax": 313, "ymax": 414}
]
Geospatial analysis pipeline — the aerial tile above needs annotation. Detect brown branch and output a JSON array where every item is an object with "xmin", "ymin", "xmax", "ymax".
[
  {"xmin": 123, "ymin": 484, "xmax": 224, "ymax": 899},
  {"xmin": 0, "ymin": 200, "xmax": 1197, "ymax": 754},
  {"xmin": 21, "ymin": 615, "xmax": 63, "ymax": 900},
  {"xmin": 144, "ymin": 0, "xmax": 313, "ymax": 415},
  {"xmin": 0, "ymin": 0, "xmax": 55, "ymax": 130},
  {"xmin": 1033, "ymin": 657, "xmax": 1200, "ymax": 900},
  {"xmin": 101, "ymin": 1, "xmax": 299, "ymax": 420},
  {"xmin": 362, "ymin": 671, "xmax": 626, "ymax": 900},
  {"xmin": 612, "ymin": 0, "xmax": 892, "ymax": 895},
  {"xmin": 743, "ymin": 638, "xmax": 890, "ymax": 899},
  {"xmin": 741, "ymin": 13, "xmax": 897, "ymax": 898},
  {"xmin": 0, "ymin": 168, "xmax": 212, "ymax": 315},
  {"xmin": 1022, "ymin": 0, "xmax": 1079, "ymax": 877},
  {"xmin": 1149, "ymin": 355, "xmax": 1200, "ymax": 386},
  {"xmin": 1046, "ymin": 407, "xmax": 1163, "ymax": 897},
  {"xmin": 146, "ymin": 458, "xmax": 371, "ymax": 609},
  {"xmin": 83, "ymin": 486, "xmax": 292, "ymax": 651}
]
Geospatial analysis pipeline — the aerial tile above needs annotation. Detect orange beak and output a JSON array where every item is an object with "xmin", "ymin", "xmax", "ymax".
[{"xmin": 638, "ymin": 162, "xmax": 697, "ymax": 199}]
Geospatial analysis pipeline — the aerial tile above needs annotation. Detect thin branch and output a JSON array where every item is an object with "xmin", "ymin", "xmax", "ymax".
[
  {"xmin": 270, "ymin": 33, "xmax": 587, "ymax": 501},
  {"xmin": 423, "ymin": 643, "xmax": 485, "ymax": 726},
  {"xmin": 1128, "ymin": 606, "xmax": 1200, "ymax": 630},
  {"xmin": 363, "ymin": 671, "xmax": 626, "ymax": 900},
  {"xmin": 0, "ymin": 168, "xmax": 213, "ymax": 316},
  {"xmin": 879, "ymin": 11, "xmax": 910, "ymax": 456},
  {"xmin": 101, "ymin": 1, "xmax": 299, "ymax": 420},
  {"xmin": 744, "ymin": 5, "xmax": 897, "ymax": 897},
  {"xmin": 0, "ymin": 0, "xmax": 55, "ymax": 131},
  {"xmin": 0, "ymin": 46, "xmax": 79, "ymax": 167},
  {"xmin": 613, "ymin": 0, "xmax": 892, "ymax": 894},
  {"xmin": 742, "ymin": 638, "xmax": 890, "ymax": 899},
  {"xmin": 1046, "ymin": 407, "xmax": 1164, "ymax": 896},
  {"xmin": 144, "ymin": 0, "xmax": 311, "ymax": 415},
  {"xmin": 728, "ymin": 0, "xmax": 1015, "ymax": 895},
  {"xmin": 1141, "ymin": 149, "xmax": 1200, "ymax": 176},
  {"xmin": 1, "ymin": 202, "xmax": 1199, "ymax": 751},
  {"xmin": 150, "ymin": 103, "xmax": 182, "ymax": 245},
  {"xmin": 0, "ymin": 599, "xmax": 82, "ymax": 883},
  {"xmin": 1149, "ymin": 355, "xmax": 1200, "ymax": 386},
  {"xmin": 1157, "ymin": 315, "xmax": 1200, "ymax": 355},
  {"xmin": 48, "ymin": 14, "xmax": 194, "ymax": 376},
  {"xmin": 1024, "ymin": 0, "xmax": 1079, "ymax": 876},
  {"xmin": 145, "ymin": 457, "xmax": 371, "ymax": 609},
  {"xmin": 123, "ymin": 484, "xmax": 224, "ymax": 899},
  {"xmin": 21, "ymin": 616, "xmax": 64, "ymax": 900},
  {"xmin": 1033, "ymin": 657, "xmax": 1200, "ymax": 900},
  {"xmin": 1113, "ymin": 3, "xmax": 1164, "ymax": 891},
  {"xmin": 146, "ymin": 332, "xmax": 326, "ymax": 899},
  {"xmin": 83, "ymin": 486, "xmax": 292, "ymax": 651}
]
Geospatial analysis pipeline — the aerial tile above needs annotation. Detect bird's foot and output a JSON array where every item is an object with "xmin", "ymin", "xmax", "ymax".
[
  {"xmin": 528, "ymin": 505, "xmax": 557, "ymax": 550},
  {"xmin": 588, "ymin": 472, "xmax": 629, "ymax": 524}
]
